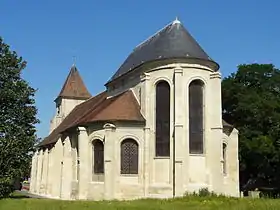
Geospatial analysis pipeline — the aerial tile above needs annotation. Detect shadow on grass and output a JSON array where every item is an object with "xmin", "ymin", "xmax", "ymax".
[
  {"xmin": 7, "ymin": 191, "xmax": 31, "ymax": 199},
  {"xmin": 9, "ymin": 194, "xmax": 30, "ymax": 199}
]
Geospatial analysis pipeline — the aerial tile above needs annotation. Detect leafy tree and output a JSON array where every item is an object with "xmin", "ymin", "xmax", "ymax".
[
  {"xmin": 0, "ymin": 37, "xmax": 39, "ymax": 197},
  {"xmin": 222, "ymin": 63, "xmax": 280, "ymax": 190}
]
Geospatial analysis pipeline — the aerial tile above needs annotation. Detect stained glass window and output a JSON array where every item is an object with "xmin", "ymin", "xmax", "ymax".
[
  {"xmin": 189, "ymin": 80, "xmax": 204, "ymax": 154},
  {"xmin": 155, "ymin": 81, "xmax": 170, "ymax": 157},
  {"xmin": 93, "ymin": 140, "xmax": 104, "ymax": 174}
]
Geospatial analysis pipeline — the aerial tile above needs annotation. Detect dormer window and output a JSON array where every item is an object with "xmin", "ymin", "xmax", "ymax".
[{"xmin": 57, "ymin": 104, "xmax": 61, "ymax": 115}]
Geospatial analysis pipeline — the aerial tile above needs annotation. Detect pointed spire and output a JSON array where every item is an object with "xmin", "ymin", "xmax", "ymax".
[{"xmin": 55, "ymin": 65, "xmax": 91, "ymax": 101}]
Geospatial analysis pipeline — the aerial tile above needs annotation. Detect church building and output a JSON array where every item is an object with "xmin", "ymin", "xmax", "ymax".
[{"xmin": 30, "ymin": 19, "xmax": 240, "ymax": 200}]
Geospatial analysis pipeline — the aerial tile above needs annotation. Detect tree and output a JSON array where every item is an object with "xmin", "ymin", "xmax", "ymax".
[
  {"xmin": 0, "ymin": 37, "xmax": 39, "ymax": 197},
  {"xmin": 222, "ymin": 63, "xmax": 280, "ymax": 191}
]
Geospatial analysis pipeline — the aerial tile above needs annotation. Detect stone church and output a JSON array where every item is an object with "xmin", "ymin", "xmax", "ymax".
[{"xmin": 30, "ymin": 19, "xmax": 239, "ymax": 200}]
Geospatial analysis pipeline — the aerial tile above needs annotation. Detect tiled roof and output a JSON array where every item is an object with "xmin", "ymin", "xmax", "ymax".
[
  {"xmin": 222, "ymin": 119, "xmax": 234, "ymax": 136},
  {"xmin": 39, "ymin": 90, "xmax": 145, "ymax": 146},
  {"xmin": 78, "ymin": 90, "xmax": 145, "ymax": 124},
  {"xmin": 107, "ymin": 19, "xmax": 218, "ymax": 84},
  {"xmin": 56, "ymin": 65, "xmax": 91, "ymax": 101}
]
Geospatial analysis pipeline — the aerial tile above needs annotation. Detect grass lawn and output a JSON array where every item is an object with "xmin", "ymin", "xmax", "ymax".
[{"xmin": 1, "ymin": 194, "xmax": 280, "ymax": 210}]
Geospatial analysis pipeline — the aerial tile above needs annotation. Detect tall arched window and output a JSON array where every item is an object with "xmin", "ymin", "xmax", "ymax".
[
  {"xmin": 121, "ymin": 139, "xmax": 138, "ymax": 174},
  {"xmin": 92, "ymin": 140, "xmax": 104, "ymax": 174},
  {"xmin": 189, "ymin": 80, "xmax": 204, "ymax": 154},
  {"xmin": 155, "ymin": 81, "xmax": 171, "ymax": 157}
]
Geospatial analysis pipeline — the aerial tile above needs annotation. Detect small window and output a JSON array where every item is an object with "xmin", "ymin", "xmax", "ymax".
[
  {"xmin": 57, "ymin": 105, "xmax": 61, "ymax": 115},
  {"xmin": 222, "ymin": 143, "xmax": 227, "ymax": 175},
  {"xmin": 121, "ymin": 139, "xmax": 139, "ymax": 174},
  {"xmin": 92, "ymin": 140, "xmax": 104, "ymax": 174}
]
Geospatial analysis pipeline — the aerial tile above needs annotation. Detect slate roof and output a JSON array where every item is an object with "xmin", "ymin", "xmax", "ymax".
[
  {"xmin": 107, "ymin": 19, "xmax": 218, "ymax": 83},
  {"xmin": 56, "ymin": 65, "xmax": 91, "ymax": 101},
  {"xmin": 39, "ymin": 90, "xmax": 145, "ymax": 146}
]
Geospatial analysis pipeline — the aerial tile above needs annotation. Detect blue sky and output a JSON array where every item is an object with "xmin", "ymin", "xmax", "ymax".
[{"xmin": 1, "ymin": 0, "xmax": 280, "ymax": 138}]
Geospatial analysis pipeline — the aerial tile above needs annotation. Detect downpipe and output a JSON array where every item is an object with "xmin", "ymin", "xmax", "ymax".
[{"xmin": 172, "ymin": 71, "xmax": 176, "ymax": 198}]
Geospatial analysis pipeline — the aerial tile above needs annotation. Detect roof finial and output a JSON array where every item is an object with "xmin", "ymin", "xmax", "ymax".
[
  {"xmin": 72, "ymin": 55, "xmax": 76, "ymax": 66},
  {"xmin": 173, "ymin": 16, "xmax": 181, "ymax": 24}
]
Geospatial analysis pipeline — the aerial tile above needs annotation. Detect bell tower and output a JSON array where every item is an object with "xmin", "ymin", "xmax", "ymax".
[{"xmin": 50, "ymin": 64, "xmax": 91, "ymax": 133}]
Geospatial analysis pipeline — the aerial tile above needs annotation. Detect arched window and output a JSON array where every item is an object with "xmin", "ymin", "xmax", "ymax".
[
  {"xmin": 121, "ymin": 139, "xmax": 138, "ymax": 174},
  {"xmin": 155, "ymin": 81, "xmax": 171, "ymax": 157},
  {"xmin": 92, "ymin": 140, "xmax": 104, "ymax": 174},
  {"xmin": 222, "ymin": 143, "xmax": 227, "ymax": 175},
  {"xmin": 189, "ymin": 80, "xmax": 204, "ymax": 154}
]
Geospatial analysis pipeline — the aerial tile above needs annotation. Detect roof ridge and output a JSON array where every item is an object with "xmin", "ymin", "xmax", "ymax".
[
  {"xmin": 58, "ymin": 67, "xmax": 74, "ymax": 96},
  {"xmin": 38, "ymin": 91, "xmax": 107, "ymax": 146},
  {"xmin": 78, "ymin": 91, "xmax": 128, "ymax": 124},
  {"xmin": 80, "ymin": 90, "xmax": 106, "ymax": 104},
  {"xmin": 81, "ymin": 90, "xmax": 144, "ymax": 123},
  {"xmin": 68, "ymin": 92, "xmax": 107, "ymax": 128},
  {"xmin": 128, "ymin": 89, "xmax": 142, "ymax": 109}
]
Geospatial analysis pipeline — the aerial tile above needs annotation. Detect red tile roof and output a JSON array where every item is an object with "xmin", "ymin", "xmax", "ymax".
[
  {"xmin": 39, "ymin": 90, "xmax": 145, "ymax": 146},
  {"xmin": 56, "ymin": 65, "xmax": 91, "ymax": 101}
]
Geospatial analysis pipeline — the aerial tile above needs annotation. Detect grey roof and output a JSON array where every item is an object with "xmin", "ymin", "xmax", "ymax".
[{"xmin": 107, "ymin": 19, "xmax": 217, "ymax": 83}]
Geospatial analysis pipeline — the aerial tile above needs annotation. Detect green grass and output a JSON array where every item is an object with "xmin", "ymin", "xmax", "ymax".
[{"xmin": 1, "ymin": 195, "xmax": 280, "ymax": 210}]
